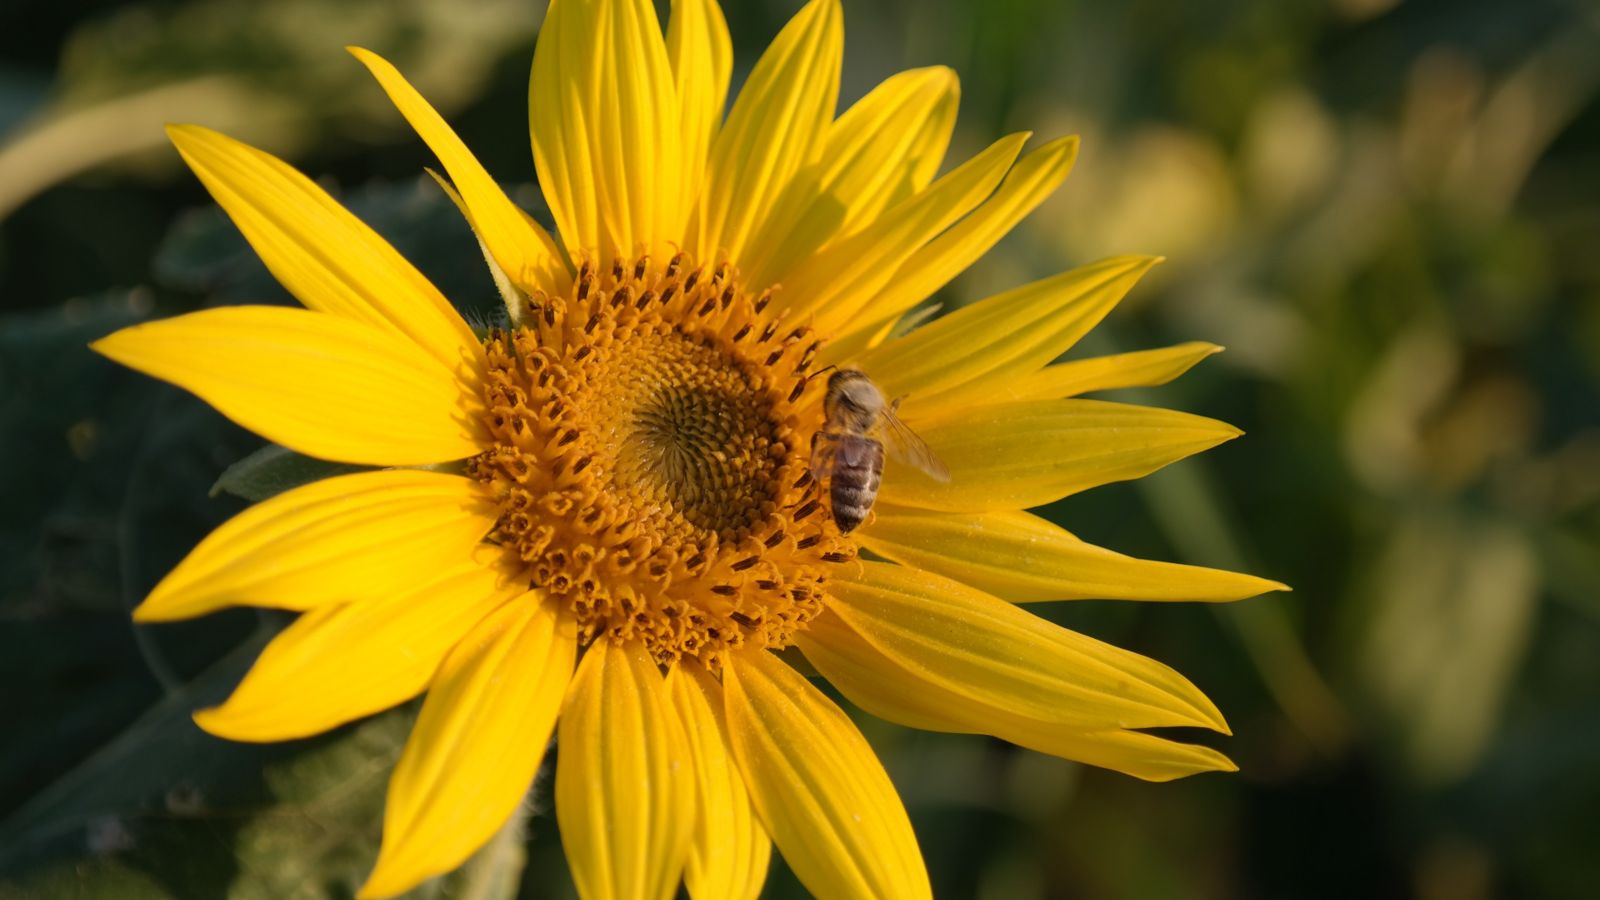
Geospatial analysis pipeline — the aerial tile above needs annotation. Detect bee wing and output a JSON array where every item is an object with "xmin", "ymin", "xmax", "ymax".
[
  {"xmin": 809, "ymin": 433, "xmax": 837, "ymax": 483},
  {"xmin": 879, "ymin": 406, "xmax": 951, "ymax": 483}
]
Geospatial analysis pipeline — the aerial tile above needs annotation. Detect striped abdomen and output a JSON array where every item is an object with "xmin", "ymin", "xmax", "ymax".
[{"xmin": 829, "ymin": 435, "xmax": 884, "ymax": 534}]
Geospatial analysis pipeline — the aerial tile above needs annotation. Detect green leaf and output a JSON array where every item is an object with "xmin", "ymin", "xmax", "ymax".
[
  {"xmin": 208, "ymin": 444, "xmax": 369, "ymax": 502},
  {"xmin": 0, "ymin": 617, "xmax": 535, "ymax": 898}
]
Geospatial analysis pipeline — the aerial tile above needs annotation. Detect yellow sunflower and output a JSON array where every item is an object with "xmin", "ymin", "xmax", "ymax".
[{"xmin": 92, "ymin": 0, "xmax": 1285, "ymax": 896}]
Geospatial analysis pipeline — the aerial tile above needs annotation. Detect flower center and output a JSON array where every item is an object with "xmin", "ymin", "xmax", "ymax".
[
  {"xmin": 470, "ymin": 256, "xmax": 855, "ymax": 665},
  {"xmin": 600, "ymin": 329, "xmax": 781, "ymax": 540}
]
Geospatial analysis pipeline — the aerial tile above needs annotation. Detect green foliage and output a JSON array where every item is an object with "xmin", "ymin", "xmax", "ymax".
[
  {"xmin": 0, "ymin": 168, "xmax": 527, "ymax": 896},
  {"xmin": 210, "ymin": 446, "xmax": 368, "ymax": 503}
]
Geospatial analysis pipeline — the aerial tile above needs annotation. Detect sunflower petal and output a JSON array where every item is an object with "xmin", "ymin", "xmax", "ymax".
[
  {"xmin": 789, "ymin": 132, "xmax": 1030, "ymax": 333},
  {"xmin": 194, "ymin": 559, "xmax": 515, "ymax": 742},
  {"xmin": 1011, "ymin": 342, "xmax": 1225, "ymax": 400},
  {"xmin": 743, "ymin": 66, "xmax": 960, "ymax": 288},
  {"xmin": 876, "ymin": 397, "xmax": 1240, "ymax": 512},
  {"xmin": 426, "ymin": 169, "xmax": 534, "ymax": 323},
  {"xmin": 825, "ymin": 560, "xmax": 1229, "ymax": 732},
  {"xmin": 165, "ymin": 124, "xmax": 483, "ymax": 376},
  {"xmin": 798, "ymin": 612, "xmax": 1237, "ymax": 782},
  {"xmin": 666, "ymin": 0, "xmax": 732, "ymax": 224},
  {"xmin": 820, "ymin": 67, "xmax": 958, "ymax": 223},
  {"xmin": 668, "ymin": 661, "xmax": 771, "ymax": 900},
  {"xmin": 857, "ymin": 255, "xmax": 1158, "ymax": 414},
  {"xmin": 860, "ymin": 505, "xmax": 1286, "ymax": 603},
  {"xmin": 722, "ymin": 648, "xmax": 930, "ymax": 900},
  {"xmin": 855, "ymin": 135, "xmax": 1080, "ymax": 324},
  {"xmin": 350, "ymin": 47, "xmax": 569, "ymax": 295},
  {"xmin": 137, "ymin": 470, "xmax": 499, "ymax": 622},
  {"xmin": 689, "ymin": 0, "xmax": 842, "ymax": 266},
  {"xmin": 361, "ymin": 598, "xmax": 575, "ymax": 899},
  {"xmin": 92, "ymin": 306, "xmax": 483, "ymax": 466},
  {"xmin": 557, "ymin": 641, "xmax": 693, "ymax": 900},
  {"xmin": 532, "ymin": 0, "xmax": 682, "ymax": 263}
]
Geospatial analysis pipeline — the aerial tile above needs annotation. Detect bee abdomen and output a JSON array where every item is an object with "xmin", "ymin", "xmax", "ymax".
[{"xmin": 829, "ymin": 439, "xmax": 884, "ymax": 534}]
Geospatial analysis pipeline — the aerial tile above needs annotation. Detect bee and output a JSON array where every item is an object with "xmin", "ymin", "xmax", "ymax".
[{"xmin": 812, "ymin": 368, "xmax": 950, "ymax": 534}]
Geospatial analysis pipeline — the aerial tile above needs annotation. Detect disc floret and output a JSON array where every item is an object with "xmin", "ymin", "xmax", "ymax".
[{"xmin": 470, "ymin": 255, "xmax": 855, "ymax": 665}]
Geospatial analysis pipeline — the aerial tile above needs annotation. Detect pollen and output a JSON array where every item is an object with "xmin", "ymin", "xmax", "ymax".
[{"xmin": 469, "ymin": 255, "xmax": 855, "ymax": 665}]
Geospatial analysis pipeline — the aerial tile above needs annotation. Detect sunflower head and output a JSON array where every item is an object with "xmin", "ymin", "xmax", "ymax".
[{"xmin": 471, "ymin": 253, "xmax": 851, "ymax": 666}]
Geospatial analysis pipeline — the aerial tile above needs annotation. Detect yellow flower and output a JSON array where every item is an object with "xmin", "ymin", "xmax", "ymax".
[{"xmin": 93, "ymin": 0, "xmax": 1285, "ymax": 897}]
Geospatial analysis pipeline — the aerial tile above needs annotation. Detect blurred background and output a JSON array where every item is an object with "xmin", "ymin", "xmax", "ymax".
[{"xmin": 2, "ymin": 0, "xmax": 1597, "ymax": 897}]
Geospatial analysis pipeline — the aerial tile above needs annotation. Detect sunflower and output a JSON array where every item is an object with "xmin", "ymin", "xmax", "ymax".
[{"xmin": 93, "ymin": 0, "xmax": 1285, "ymax": 897}]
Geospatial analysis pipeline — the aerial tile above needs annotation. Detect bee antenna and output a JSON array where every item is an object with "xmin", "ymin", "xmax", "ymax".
[{"xmin": 803, "ymin": 364, "xmax": 838, "ymax": 385}]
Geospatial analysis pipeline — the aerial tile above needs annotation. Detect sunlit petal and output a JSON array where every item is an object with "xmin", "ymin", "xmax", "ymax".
[
  {"xmin": 744, "ymin": 66, "xmax": 960, "ymax": 288},
  {"xmin": 532, "ymin": 0, "xmax": 682, "ymax": 262},
  {"xmin": 194, "ymin": 559, "xmax": 516, "ymax": 742},
  {"xmin": 361, "ymin": 598, "xmax": 575, "ymax": 899},
  {"xmin": 876, "ymin": 397, "xmax": 1241, "ymax": 512},
  {"xmin": 668, "ymin": 661, "xmax": 771, "ymax": 900},
  {"xmin": 165, "ymin": 124, "xmax": 484, "ymax": 377},
  {"xmin": 351, "ymin": 47, "xmax": 569, "ymax": 295},
  {"xmin": 788, "ymin": 132, "xmax": 1029, "ymax": 334},
  {"xmin": 1011, "ymin": 342, "xmax": 1225, "ymax": 400},
  {"xmin": 666, "ymin": 0, "xmax": 732, "ymax": 227},
  {"xmin": 137, "ymin": 470, "xmax": 499, "ymax": 622},
  {"xmin": 826, "ymin": 560, "xmax": 1230, "ymax": 732},
  {"xmin": 723, "ymin": 647, "xmax": 930, "ymax": 900},
  {"xmin": 800, "ymin": 611, "xmax": 1237, "ymax": 782},
  {"xmin": 856, "ymin": 254, "xmax": 1158, "ymax": 413},
  {"xmin": 557, "ymin": 641, "xmax": 693, "ymax": 900},
  {"xmin": 861, "ymin": 505, "xmax": 1286, "ymax": 603},
  {"xmin": 92, "ymin": 306, "xmax": 484, "ymax": 466},
  {"xmin": 689, "ymin": 0, "xmax": 842, "ymax": 265},
  {"xmin": 855, "ymin": 135, "xmax": 1080, "ymax": 325}
]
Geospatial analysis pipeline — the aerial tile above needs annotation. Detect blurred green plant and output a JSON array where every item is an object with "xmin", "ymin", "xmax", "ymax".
[{"xmin": 0, "ymin": 0, "xmax": 539, "ymax": 218}]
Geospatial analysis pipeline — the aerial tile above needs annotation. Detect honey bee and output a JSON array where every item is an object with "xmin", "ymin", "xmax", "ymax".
[{"xmin": 812, "ymin": 368, "xmax": 950, "ymax": 534}]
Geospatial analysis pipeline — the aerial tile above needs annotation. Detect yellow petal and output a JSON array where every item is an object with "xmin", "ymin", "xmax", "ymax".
[
  {"xmin": 830, "ymin": 68, "xmax": 958, "ymax": 215},
  {"xmin": 689, "ymin": 0, "xmax": 842, "ymax": 266},
  {"xmin": 1011, "ymin": 342, "xmax": 1224, "ymax": 400},
  {"xmin": 557, "ymin": 642, "xmax": 692, "ymax": 900},
  {"xmin": 789, "ymin": 132, "xmax": 1030, "ymax": 334},
  {"xmin": 860, "ymin": 505, "xmax": 1286, "ymax": 603},
  {"xmin": 855, "ymin": 135, "xmax": 1080, "ymax": 325},
  {"xmin": 812, "ymin": 309, "xmax": 902, "ymax": 370},
  {"xmin": 856, "ymin": 255, "xmax": 1158, "ymax": 414},
  {"xmin": 876, "ymin": 397, "xmax": 1241, "ymax": 512},
  {"xmin": 743, "ymin": 66, "xmax": 960, "ymax": 289},
  {"xmin": 532, "ymin": 0, "xmax": 682, "ymax": 263},
  {"xmin": 798, "ymin": 612, "xmax": 1237, "ymax": 782},
  {"xmin": 350, "ymin": 47, "xmax": 569, "ymax": 296},
  {"xmin": 165, "ymin": 124, "xmax": 483, "ymax": 377},
  {"xmin": 91, "ymin": 306, "xmax": 483, "ymax": 466},
  {"xmin": 427, "ymin": 169, "xmax": 534, "ymax": 324},
  {"xmin": 826, "ymin": 561, "xmax": 1229, "ymax": 731},
  {"xmin": 361, "ymin": 598, "xmax": 575, "ymax": 899},
  {"xmin": 722, "ymin": 647, "xmax": 930, "ymax": 900},
  {"xmin": 194, "ymin": 559, "xmax": 516, "ymax": 742},
  {"xmin": 667, "ymin": 661, "xmax": 771, "ymax": 900},
  {"xmin": 137, "ymin": 470, "xmax": 499, "ymax": 623},
  {"xmin": 666, "ymin": 0, "xmax": 732, "ymax": 227}
]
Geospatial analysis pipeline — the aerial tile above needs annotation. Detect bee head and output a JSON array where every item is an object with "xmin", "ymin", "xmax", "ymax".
[{"xmin": 825, "ymin": 368, "xmax": 885, "ymax": 423}]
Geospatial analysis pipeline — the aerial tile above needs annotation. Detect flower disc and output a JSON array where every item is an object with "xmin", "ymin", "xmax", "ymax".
[{"xmin": 471, "ymin": 255, "xmax": 855, "ymax": 664}]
